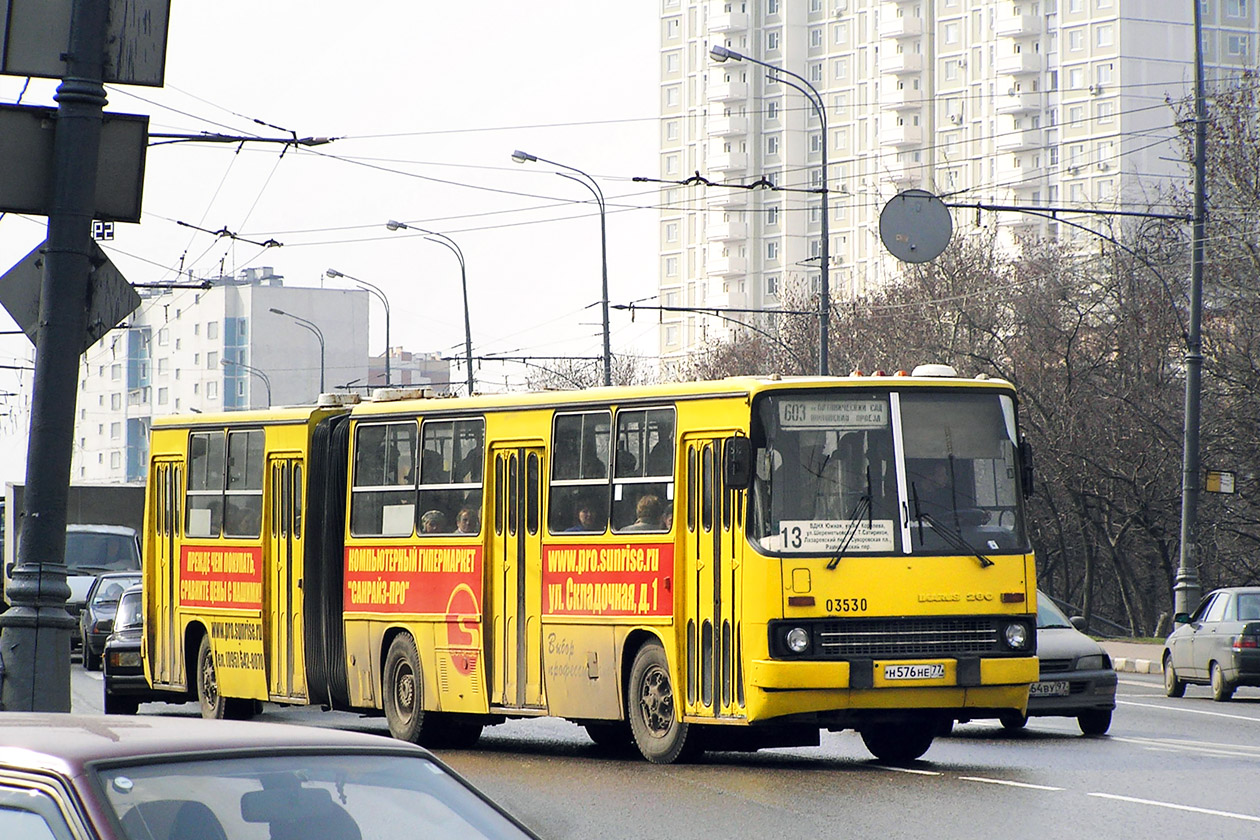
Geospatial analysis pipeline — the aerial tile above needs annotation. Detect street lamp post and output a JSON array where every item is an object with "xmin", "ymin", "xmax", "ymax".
[
  {"xmin": 384, "ymin": 221, "xmax": 476, "ymax": 396},
  {"xmin": 510, "ymin": 150, "xmax": 612, "ymax": 387},
  {"xmin": 269, "ymin": 307, "xmax": 325, "ymax": 396},
  {"xmin": 220, "ymin": 358, "xmax": 272, "ymax": 407},
  {"xmin": 710, "ymin": 44, "xmax": 831, "ymax": 376},
  {"xmin": 326, "ymin": 268, "xmax": 390, "ymax": 388}
]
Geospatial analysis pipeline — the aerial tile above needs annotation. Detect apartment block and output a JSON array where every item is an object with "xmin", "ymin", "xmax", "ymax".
[{"xmin": 658, "ymin": 0, "xmax": 1258, "ymax": 359}]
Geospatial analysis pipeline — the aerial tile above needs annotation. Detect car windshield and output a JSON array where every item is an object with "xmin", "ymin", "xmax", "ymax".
[
  {"xmin": 1036, "ymin": 594, "xmax": 1074, "ymax": 629},
  {"xmin": 96, "ymin": 752, "xmax": 531, "ymax": 840},
  {"xmin": 65, "ymin": 531, "xmax": 140, "ymax": 573},
  {"xmin": 92, "ymin": 576, "xmax": 140, "ymax": 606},
  {"xmin": 114, "ymin": 589, "xmax": 143, "ymax": 630}
]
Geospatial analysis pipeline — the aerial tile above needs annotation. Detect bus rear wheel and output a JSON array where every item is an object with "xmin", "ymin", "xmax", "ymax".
[
  {"xmin": 196, "ymin": 635, "xmax": 253, "ymax": 720},
  {"xmin": 859, "ymin": 719, "xmax": 935, "ymax": 764},
  {"xmin": 384, "ymin": 634, "xmax": 436, "ymax": 744},
  {"xmin": 627, "ymin": 642, "xmax": 701, "ymax": 764}
]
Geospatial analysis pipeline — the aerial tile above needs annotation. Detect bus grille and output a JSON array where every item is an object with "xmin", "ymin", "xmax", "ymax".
[{"xmin": 816, "ymin": 617, "xmax": 999, "ymax": 658}]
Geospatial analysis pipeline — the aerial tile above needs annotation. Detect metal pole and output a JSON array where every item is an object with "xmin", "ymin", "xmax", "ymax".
[
  {"xmin": 0, "ymin": 0, "xmax": 108, "ymax": 712},
  {"xmin": 511, "ymin": 153, "xmax": 612, "ymax": 386},
  {"xmin": 709, "ymin": 46, "xmax": 830, "ymax": 375},
  {"xmin": 221, "ymin": 359, "xmax": 271, "ymax": 407},
  {"xmin": 384, "ymin": 222, "xmax": 476, "ymax": 396},
  {"xmin": 1174, "ymin": 4, "xmax": 1207, "ymax": 617},
  {"xmin": 269, "ymin": 308, "xmax": 325, "ymax": 396},
  {"xmin": 327, "ymin": 269, "xmax": 390, "ymax": 388}
]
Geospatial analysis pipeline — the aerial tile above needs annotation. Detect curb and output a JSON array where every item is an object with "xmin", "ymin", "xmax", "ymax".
[{"xmin": 1112, "ymin": 656, "xmax": 1161, "ymax": 675}]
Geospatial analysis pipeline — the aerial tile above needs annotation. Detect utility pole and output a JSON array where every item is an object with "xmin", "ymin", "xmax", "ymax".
[
  {"xmin": 0, "ymin": 0, "xmax": 109, "ymax": 711},
  {"xmin": 1174, "ymin": 2, "xmax": 1208, "ymax": 617}
]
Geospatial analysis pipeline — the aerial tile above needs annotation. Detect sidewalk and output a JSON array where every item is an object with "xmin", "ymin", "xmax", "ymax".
[{"xmin": 1100, "ymin": 640, "xmax": 1164, "ymax": 674}]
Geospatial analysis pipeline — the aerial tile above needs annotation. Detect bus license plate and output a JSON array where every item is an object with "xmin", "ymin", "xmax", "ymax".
[
  {"xmin": 883, "ymin": 663, "xmax": 945, "ymax": 680},
  {"xmin": 1029, "ymin": 680, "xmax": 1070, "ymax": 697}
]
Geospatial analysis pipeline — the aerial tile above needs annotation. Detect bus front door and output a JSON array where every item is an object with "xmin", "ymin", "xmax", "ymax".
[
  {"xmin": 488, "ymin": 445, "xmax": 545, "ymax": 709},
  {"xmin": 266, "ymin": 456, "xmax": 306, "ymax": 701},
  {"xmin": 682, "ymin": 436, "xmax": 743, "ymax": 720},
  {"xmin": 149, "ymin": 459, "xmax": 181, "ymax": 688}
]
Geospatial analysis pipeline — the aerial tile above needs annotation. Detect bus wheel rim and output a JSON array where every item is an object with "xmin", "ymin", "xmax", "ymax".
[
  {"xmin": 201, "ymin": 653, "xmax": 218, "ymax": 706},
  {"xmin": 396, "ymin": 664, "xmax": 415, "ymax": 716},
  {"xmin": 639, "ymin": 665, "xmax": 674, "ymax": 736}
]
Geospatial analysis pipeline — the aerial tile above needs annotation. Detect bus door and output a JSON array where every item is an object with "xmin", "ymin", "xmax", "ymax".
[
  {"xmin": 488, "ymin": 444, "xmax": 545, "ymax": 709},
  {"xmin": 266, "ymin": 455, "xmax": 306, "ymax": 700},
  {"xmin": 682, "ymin": 436, "xmax": 743, "ymax": 719},
  {"xmin": 149, "ymin": 458, "xmax": 182, "ymax": 687}
]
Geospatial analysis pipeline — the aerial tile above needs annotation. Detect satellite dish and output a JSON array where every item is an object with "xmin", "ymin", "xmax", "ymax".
[{"xmin": 879, "ymin": 189, "xmax": 953, "ymax": 264}]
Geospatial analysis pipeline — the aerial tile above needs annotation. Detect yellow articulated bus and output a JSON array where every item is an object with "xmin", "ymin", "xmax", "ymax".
[{"xmin": 140, "ymin": 368, "xmax": 1039, "ymax": 763}]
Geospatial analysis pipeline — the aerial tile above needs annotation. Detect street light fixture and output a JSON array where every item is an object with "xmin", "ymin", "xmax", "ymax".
[
  {"xmin": 384, "ymin": 220, "xmax": 476, "ymax": 396},
  {"xmin": 326, "ymin": 268, "xmax": 390, "ymax": 388},
  {"xmin": 269, "ymin": 307, "xmax": 325, "ymax": 395},
  {"xmin": 220, "ymin": 357, "xmax": 272, "ymax": 407},
  {"xmin": 510, "ymin": 150, "xmax": 612, "ymax": 387},
  {"xmin": 710, "ymin": 44, "xmax": 831, "ymax": 376}
]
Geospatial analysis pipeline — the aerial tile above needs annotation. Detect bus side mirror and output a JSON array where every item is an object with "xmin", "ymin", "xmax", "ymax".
[
  {"xmin": 1019, "ymin": 439, "xmax": 1034, "ymax": 497},
  {"xmin": 724, "ymin": 437, "xmax": 753, "ymax": 490}
]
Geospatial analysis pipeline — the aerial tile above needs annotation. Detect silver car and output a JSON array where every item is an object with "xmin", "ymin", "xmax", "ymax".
[{"xmin": 1163, "ymin": 586, "xmax": 1260, "ymax": 701}]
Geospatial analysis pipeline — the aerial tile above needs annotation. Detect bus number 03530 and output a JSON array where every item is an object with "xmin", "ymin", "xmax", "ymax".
[{"xmin": 826, "ymin": 598, "xmax": 867, "ymax": 613}]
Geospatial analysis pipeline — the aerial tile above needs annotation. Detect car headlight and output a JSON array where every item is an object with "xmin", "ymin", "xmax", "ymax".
[
  {"xmin": 785, "ymin": 626, "xmax": 810, "ymax": 654},
  {"xmin": 109, "ymin": 651, "xmax": 142, "ymax": 668},
  {"xmin": 1004, "ymin": 622, "xmax": 1030, "ymax": 650},
  {"xmin": 1076, "ymin": 654, "xmax": 1109, "ymax": 671}
]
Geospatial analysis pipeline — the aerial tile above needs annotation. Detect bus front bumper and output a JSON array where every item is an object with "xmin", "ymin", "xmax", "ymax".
[{"xmin": 745, "ymin": 656, "xmax": 1037, "ymax": 722}]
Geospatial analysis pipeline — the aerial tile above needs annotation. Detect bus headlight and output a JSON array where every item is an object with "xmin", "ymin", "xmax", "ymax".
[
  {"xmin": 1003, "ymin": 623, "xmax": 1030, "ymax": 650},
  {"xmin": 785, "ymin": 627, "xmax": 810, "ymax": 654}
]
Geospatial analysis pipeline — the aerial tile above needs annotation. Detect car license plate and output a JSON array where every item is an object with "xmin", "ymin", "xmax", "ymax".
[
  {"xmin": 883, "ymin": 663, "xmax": 945, "ymax": 680},
  {"xmin": 1029, "ymin": 680, "xmax": 1070, "ymax": 697}
]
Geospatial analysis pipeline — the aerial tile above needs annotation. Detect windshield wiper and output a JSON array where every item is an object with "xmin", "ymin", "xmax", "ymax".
[
  {"xmin": 827, "ymin": 469, "xmax": 873, "ymax": 571},
  {"xmin": 918, "ymin": 511, "xmax": 994, "ymax": 568}
]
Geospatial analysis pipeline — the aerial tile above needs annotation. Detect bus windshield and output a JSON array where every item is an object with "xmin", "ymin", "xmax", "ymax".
[{"xmin": 749, "ymin": 389, "xmax": 1028, "ymax": 556}]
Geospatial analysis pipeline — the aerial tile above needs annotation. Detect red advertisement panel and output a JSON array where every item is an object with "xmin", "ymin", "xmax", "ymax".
[
  {"xmin": 179, "ymin": 545, "xmax": 264, "ymax": 609},
  {"xmin": 344, "ymin": 544, "xmax": 483, "ymax": 616},
  {"xmin": 542, "ymin": 542, "xmax": 674, "ymax": 617}
]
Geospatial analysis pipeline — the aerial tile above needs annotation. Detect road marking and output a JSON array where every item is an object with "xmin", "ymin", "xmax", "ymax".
[
  {"xmin": 875, "ymin": 765, "xmax": 941, "ymax": 776},
  {"xmin": 1118, "ymin": 699, "xmax": 1260, "ymax": 723},
  {"xmin": 1088, "ymin": 792, "xmax": 1260, "ymax": 823},
  {"xmin": 959, "ymin": 776, "xmax": 1063, "ymax": 791},
  {"xmin": 1110, "ymin": 735, "xmax": 1260, "ymax": 760}
]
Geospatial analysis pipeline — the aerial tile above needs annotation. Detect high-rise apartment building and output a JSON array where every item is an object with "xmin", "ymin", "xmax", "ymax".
[
  {"xmin": 73, "ymin": 268, "xmax": 370, "ymax": 483},
  {"xmin": 658, "ymin": 0, "xmax": 1258, "ymax": 358}
]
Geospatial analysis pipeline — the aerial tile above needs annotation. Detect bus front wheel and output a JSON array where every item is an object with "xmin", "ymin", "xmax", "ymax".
[
  {"xmin": 627, "ymin": 642, "xmax": 701, "ymax": 764},
  {"xmin": 384, "ymin": 634, "xmax": 434, "ymax": 744},
  {"xmin": 859, "ymin": 719, "xmax": 935, "ymax": 764}
]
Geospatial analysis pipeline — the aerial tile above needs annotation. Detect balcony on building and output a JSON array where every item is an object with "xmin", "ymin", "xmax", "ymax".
[
  {"xmin": 996, "ymin": 156, "xmax": 1044, "ymax": 186},
  {"xmin": 708, "ymin": 7, "xmax": 748, "ymax": 32},
  {"xmin": 707, "ymin": 114, "xmax": 749, "ymax": 136},
  {"xmin": 880, "ymin": 51, "xmax": 923, "ymax": 75},
  {"xmin": 880, "ymin": 160, "xmax": 920, "ymax": 186},
  {"xmin": 708, "ymin": 150, "xmax": 748, "ymax": 172},
  {"xmin": 703, "ymin": 287, "xmax": 748, "ymax": 310},
  {"xmin": 995, "ymin": 13, "xmax": 1041, "ymax": 38},
  {"xmin": 995, "ymin": 90, "xmax": 1040, "ymax": 114},
  {"xmin": 995, "ymin": 128, "xmax": 1042, "ymax": 152},
  {"xmin": 707, "ymin": 254, "xmax": 747, "ymax": 276},
  {"xmin": 879, "ymin": 86, "xmax": 920, "ymax": 110},
  {"xmin": 879, "ymin": 123, "xmax": 923, "ymax": 147},
  {"xmin": 708, "ymin": 188, "xmax": 748, "ymax": 208},
  {"xmin": 708, "ymin": 80, "xmax": 749, "ymax": 101},
  {"xmin": 707, "ymin": 220, "xmax": 748, "ymax": 241},
  {"xmin": 995, "ymin": 51, "xmax": 1041, "ymax": 76},
  {"xmin": 881, "ymin": 14, "xmax": 923, "ymax": 38}
]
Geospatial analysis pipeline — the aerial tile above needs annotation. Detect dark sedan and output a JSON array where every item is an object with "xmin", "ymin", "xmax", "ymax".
[
  {"xmin": 1164, "ymin": 586, "xmax": 1260, "ymax": 701},
  {"xmin": 0, "ymin": 713, "xmax": 539, "ymax": 840},
  {"xmin": 79, "ymin": 571, "xmax": 141, "ymax": 671},
  {"xmin": 102, "ymin": 584, "xmax": 159, "ymax": 715}
]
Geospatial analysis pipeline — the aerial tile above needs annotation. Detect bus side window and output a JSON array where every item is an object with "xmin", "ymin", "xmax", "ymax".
[
  {"xmin": 549, "ymin": 411, "xmax": 611, "ymax": 534},
  {"xmin": 186, "ymin": 432, "xmax": 225, "ymax": 538},
  {"xmin": 349, "ymin": 421, "xmax": 417, "ymax": 537},
  {"xmin": 611, "ymin": 407, "xmax": 675, "ymax": 533}
]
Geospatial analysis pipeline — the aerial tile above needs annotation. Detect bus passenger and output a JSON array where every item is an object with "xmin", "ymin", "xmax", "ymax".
[
  {"xmin": 456, "ymin": 506, "xmax": 480, "ymax": 534},
  {"xmin": 623, "ymin": 494, "xmax": 664, "ymax": 532},
  {"xmin": 420, "ymin": 509, "xmax": 448, "ymax": 533},
  {"xmin": 565, "ymin": 502, "xmax": 601, "ymax": 532}
]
